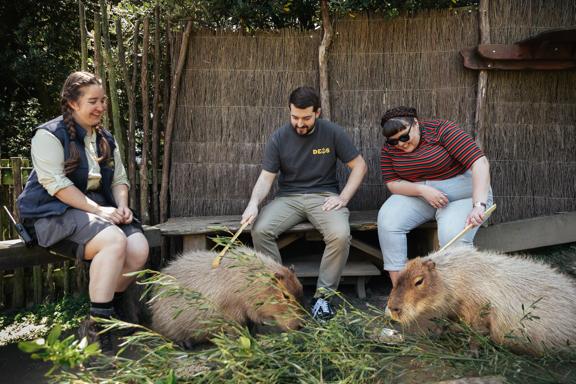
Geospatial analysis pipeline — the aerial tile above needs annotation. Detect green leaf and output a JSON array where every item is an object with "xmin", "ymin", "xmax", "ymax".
[
  {"xmin": 18, "ymin": 340, "xmax": 45, "ymax": 353},
  {"xmin": 239, "ymin": 336, "xmax": 251, "ymax": 349},
  {"xmin": 46, "ymin": 324, "xmax": 62, "ymax": 345}
]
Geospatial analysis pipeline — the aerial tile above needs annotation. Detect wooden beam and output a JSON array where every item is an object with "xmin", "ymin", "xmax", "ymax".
[
  {"xmin": 476, "ymin": 211, "xmax": 576, "ymax": 253},
  {"xmin": 350, "ymin": 238, "xmax": 383, "ymax": 265},
  {"xmin": 473, "ymin": 0, "xmax": 490, "ymax": 149},
  {"xmin": 278, "ymin": 233, "xmax": 304, "ymax": 249}
]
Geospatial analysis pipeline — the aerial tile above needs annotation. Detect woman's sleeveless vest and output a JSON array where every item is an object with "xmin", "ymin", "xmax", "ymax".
[{"xmin": 17, "ymin": 116, "xmax": 117, "ymax": 219}]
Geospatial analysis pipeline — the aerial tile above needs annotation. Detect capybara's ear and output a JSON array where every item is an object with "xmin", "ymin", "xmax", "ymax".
[
  {"xmin": 274, "ymin": 271, "xmax": 285, "ymax": 280},
  {"xmin": 424, "ymin": 259, "xmax": 436, "ymax": 271}
]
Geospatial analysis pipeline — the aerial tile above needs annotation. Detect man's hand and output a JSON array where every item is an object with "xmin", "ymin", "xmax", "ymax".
[
  {"xmin": 466, "ymin": 206, "xmax": 485, "ymax": 227},
  {"xmin": 94, "ymin": 206, "xmax": 124, "ymax": 224},
  {"xmin": 322, "ymin": 195, "xmax": 348, "ymax": 211},
  {"xmin": 116, "ymin": 206, "xmax": 133, "ymax": 224},
  {"xmin": 241, "ymin": 202, "xmax": 258, "ymax": 225}
]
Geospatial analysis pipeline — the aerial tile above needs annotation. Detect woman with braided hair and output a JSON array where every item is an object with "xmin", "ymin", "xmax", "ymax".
[
  {"xmin": 377, "ymin": 106, "xmax": 492, "ymax": 286},
  {"xmin": 17, "ymin": 71, "xmax": 148, "ymax": 351}
]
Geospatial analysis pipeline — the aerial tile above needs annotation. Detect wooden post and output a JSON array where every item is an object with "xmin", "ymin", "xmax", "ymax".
[
  {"xmin": 10, "ymin": 157, "xmax": 25, "ymax": 308},
  {"xmin": 160, "ymin": 21, "xmax": 193, "ymax": 222},
  {"xmin": 33, "ymin": 265, "xmax": 42, "ymax": 304},
  {"xmin": 140, "ymin": 17, "xmax": 151, "ymax": 224},
  {"xmin": 473, "ymin": 0, "xmax": 490, "ymax": 149},
  {"xmin": 318, "ymin": 0, "xmax": 333, "ymax": 120},
  {"xmin": 116, "ymin": 18, "xmax": 138, "ymax": 210},
  {"xmin": 94, "ymin": 12, "xmax": 109, "ymax": 130},
  {"xmin": 78, "ymin": 0, "xmax": 88, "ymax": 71},
  {"xmin": 63, "ymin": 261, "xmax": 71, "ymax": 295},
  {"xmin": 151, "ymin": 6, "xmax": 161, "ymax": 224},
  {"xmin": 45, "ymin": 264, "xmax": 55, "ymax": 302},
  {"xmin": 99, "ymin": 0, "xmax": 125, "ymax": 159}
]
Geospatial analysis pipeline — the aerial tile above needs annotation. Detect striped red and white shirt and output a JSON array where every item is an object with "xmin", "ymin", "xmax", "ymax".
[{"xmin": 380, "ymin": 120, "xmax": 484, "ymax": 183}]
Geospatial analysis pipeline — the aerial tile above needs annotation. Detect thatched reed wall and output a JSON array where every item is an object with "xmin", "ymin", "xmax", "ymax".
[
  {"xmin": 171, "ymin": 3, "xmax": 576, "ymax": 225},
  {"xmin": 479, "ymin": 0, "xmax": 576, "ymax": 223}
]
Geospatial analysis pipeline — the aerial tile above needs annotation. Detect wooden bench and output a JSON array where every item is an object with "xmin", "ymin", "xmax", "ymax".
[
  {"xmin": 0, "ymin": 225, "xmax": 162, "ymax": 270},
  {"xmin": 156, "ymin": 211, "xmax": 386, "ymax": 298}
]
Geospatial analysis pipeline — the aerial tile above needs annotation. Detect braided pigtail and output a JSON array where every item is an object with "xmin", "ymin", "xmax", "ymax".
[
  {"xmin": 62, "ymin": 101, "xmax": 81, "ymax": 174},
  {"xmin": 94, "ymin": 124, "xmax": 111, "ymax": 163}
]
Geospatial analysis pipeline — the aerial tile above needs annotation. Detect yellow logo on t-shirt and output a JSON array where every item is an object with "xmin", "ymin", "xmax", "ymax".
[{"xmin": 312, "ymin": 147, "xmax": 331, "ymax": 155}]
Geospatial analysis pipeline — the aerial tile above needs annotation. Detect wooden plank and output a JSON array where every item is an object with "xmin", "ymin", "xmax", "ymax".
[
  {"xmin": 183, "ymin": 234, "xmax": 206, "ymax": 252},
  {"xmin": 476, "ymin": 211, "xmax": 576, "ymax": 253},
  {"xmin": 461, "ymin": 47, "xmax": 576, "ymax": 70},
  {"xmin": 277, "ymin": 233, "xmax": 304, "ymax": 250},
  {"xmin": 478, "ymin": 43, "xmax": 576, "ymax": 61},
  {"xmin": 292, "ymin": 260, "xmax": 380, "ymax": 278},
  {"xmin": 0, "ymin": 226, "xmax": 162, "ymax": 270},
  {"xmin": 350, "ymin": 238, "xmax": 383, "ymax": 265},
  {"xmin": 157, "ymin": 211, "xmax": 380, "ymax": 236}
]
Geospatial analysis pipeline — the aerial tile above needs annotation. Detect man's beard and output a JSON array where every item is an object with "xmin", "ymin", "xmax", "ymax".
[{"xmin": 293, "ymin": 123, "xmax": 315, "ymax": 136}]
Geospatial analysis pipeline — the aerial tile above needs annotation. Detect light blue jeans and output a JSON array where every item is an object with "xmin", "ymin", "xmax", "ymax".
[{"xmin": 377, "ymin": 170, "xmax": 493, "ymax": 271}]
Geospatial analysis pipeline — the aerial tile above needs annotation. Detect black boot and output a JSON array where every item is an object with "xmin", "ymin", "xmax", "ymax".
[{"xmin": 78, "ymin": 316, "xmax": 115, "ymax": 354}]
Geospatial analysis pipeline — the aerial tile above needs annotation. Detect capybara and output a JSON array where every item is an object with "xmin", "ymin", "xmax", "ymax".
[
  {"xmin": 150, "ymin": 246, "xmax": 304, "ymax": 344},
  {"xmin": 386, "ymin": 246, "xmax": 576, "ymax": 355}
]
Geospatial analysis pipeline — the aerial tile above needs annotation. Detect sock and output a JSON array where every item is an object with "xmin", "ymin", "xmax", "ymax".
[
  {"xmin": 90, "ymin": 301, "xmax": 115, "ymax": 318},
  {"xmin": 113, "ymin": 291, "xmax": 125, "ymax": 309}
]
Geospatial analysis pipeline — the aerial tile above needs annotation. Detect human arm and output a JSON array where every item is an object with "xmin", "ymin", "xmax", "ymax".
[
  {"xmin": 466, "ymin": 156, "xmax": 491, "ymax": 226},
  {"xmin": 322, "ymin": 154, "xmax": 367, "ymax": 211},
  {"xmin": 110, "ymin": 144, "xmax": 133, "ymax": 223},
  {"xmin": 54, "ymin": 186, "xmax": 124, "ymax": 224},
  {"xmin": 241, "ymin": 170, "xmax": 278, "ymax": 224},
  {"xmin": 386, "ymin": 180, "xmax": 449, "ymax": 209}
]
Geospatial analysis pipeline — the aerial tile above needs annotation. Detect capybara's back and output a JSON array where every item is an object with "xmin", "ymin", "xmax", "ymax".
[
  {"xmin": 387, "ymin": 246, "xmax": 576, "ymax": 355},
  {"xmin": 150, "ymin": 246, "xmax": 304, "ymax": 344}
]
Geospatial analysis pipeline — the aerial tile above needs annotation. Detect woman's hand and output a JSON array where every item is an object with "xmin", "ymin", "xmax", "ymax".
[
  {"xmin": 466, "ymin": 206, "xmax": 485, "ymax": 226},
  {"xmin": 116, "ymin": 206, "xmax": 133, "ymax": 224},
  {"xmin": 419, "ymin": 185, "xmax": 449, "ymax": 209},
  {"xmin": 94, "ymin": 206, "xmax": 124, "ymax": 224}
]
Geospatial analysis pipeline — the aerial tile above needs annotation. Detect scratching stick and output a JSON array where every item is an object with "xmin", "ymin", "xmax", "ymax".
[
  {"xmin": 211, "ymin": 221, "xmax": 250, "ymax": 268},
  {"xmin": 439, "ymin": 204, "xmax": 497, "ymax": 252}
]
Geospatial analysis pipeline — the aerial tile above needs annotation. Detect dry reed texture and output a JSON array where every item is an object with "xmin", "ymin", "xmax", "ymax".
[{"xmin": 170, "ymin": 3, "xmax": 576, "ymax": 224}]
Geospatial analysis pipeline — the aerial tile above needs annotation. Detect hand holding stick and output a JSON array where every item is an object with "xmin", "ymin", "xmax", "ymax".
[
  {"xmin": 439, "ymin": 204, "xmax": 497, "ymax": 252},
  {"xmin": 211, "ymin": 221, "xmax": 250, "ymax": 268}
]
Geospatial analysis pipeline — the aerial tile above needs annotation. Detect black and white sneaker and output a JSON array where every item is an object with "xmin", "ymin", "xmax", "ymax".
[{"xmin": 310, "ymin": 297, "xmax": 335, "ymax": 322}]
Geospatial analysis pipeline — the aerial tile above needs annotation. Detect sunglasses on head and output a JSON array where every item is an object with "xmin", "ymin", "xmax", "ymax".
[{"xmin": 386, "ymin": 123, "xmax": 413, "ymax": 146}]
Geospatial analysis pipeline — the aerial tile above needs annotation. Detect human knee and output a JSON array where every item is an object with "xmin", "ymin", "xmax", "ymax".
[
  {"xmin": 324, "ymin": 225, "xmax": 350, "ymax": 248},
  {"xmin": 251, "ymin": 221, "xmax": 276, "ymax": 242},
  {"xmin": 127, "ymin": 236, "xmax": 149, "ymax": 268},
  {"xmin": 101, "ymin": 227, "xmax": 128, "ymax": 256}
]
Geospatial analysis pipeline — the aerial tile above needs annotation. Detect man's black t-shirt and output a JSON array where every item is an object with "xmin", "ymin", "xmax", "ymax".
[{"xmin": 262, "ymin": 118, "xmax": 360, "ymax": 195}]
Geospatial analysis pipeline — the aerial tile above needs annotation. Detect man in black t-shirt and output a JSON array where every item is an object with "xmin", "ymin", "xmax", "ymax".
[{"xmin": 241, "ymin": 87, "xmax": 367, "ymax": 321}]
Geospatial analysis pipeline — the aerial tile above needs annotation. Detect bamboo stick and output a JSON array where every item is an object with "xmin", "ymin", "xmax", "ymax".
[
  {"xmin": 78, "ymin": 0, "xmax": 88, "ymax": 71},
  {"xmin": 99, "ymin": 0, "xmax": 125, "ymax": 160},
  {"xmin": 439, "ymin": 204, "xmax": 497, "ymax": 252},
  {"xmin": 94, "ymin": 12, "xmax": 109, "ymax": 130},
  {"xmin": 151, "ymin": 6, "xmax": 161, "ymax": 224},
  {"xmin": 160, "ymin": 21, "xmax": 193, "ymax": 222},
  {"xmin": 318, "ymin": 0, "xmax": 333, "ymax": 120},
  {"xmin": 116, "ymin": 18, "xmax": 138, "ymax": 209},
  {"xmin": 10, "ymin": 157, "xmax": 25, "ymax": 308},
  {"xmin": 140, "ymin": 16, "xmax": 151, "ymax": 224},
  {"xmin": 212, "ymin": 222, "xmax": 250, "ymax": 268}
]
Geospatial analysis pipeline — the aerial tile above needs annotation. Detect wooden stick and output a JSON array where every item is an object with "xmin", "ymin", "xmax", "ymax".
[
  {"xmin": 439, "ymin": 204, "xmax": 497, "ymax": 252},
  {"xmin": 211, "ymin": 222, "xmax": 250, "ymax": 268}
]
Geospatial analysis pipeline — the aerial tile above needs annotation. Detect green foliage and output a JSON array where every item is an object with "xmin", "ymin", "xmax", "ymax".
[
  {"xmin": 18, "ymin": 324, "xmax": 101, "ymax": 375},
  {"xmin": 0, "ymin": 0, "xmax": 79, "ymax": 157}
]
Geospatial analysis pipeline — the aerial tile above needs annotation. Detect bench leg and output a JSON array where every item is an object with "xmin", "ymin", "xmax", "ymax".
[
  {"xmin": 356, "ymin": 276, "xmax": 367, "ymax": 299},
  {"xmin": 183, "ymin": 234, "xmax": 207, "ymax": 252}
]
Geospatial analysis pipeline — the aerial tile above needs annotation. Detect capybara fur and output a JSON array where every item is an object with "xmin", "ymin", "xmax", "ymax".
[
  {"xmin": 150, "ymin": 246, "xmax": 304, "ymax": 345},
  {"xmin": 386, "ymin": 246, "xmax": 576, "ymax": 355}
]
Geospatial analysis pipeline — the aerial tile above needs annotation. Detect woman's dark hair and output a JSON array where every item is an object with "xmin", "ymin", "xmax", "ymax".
[
  {"xmin": 288, "ymin": 86, "xmax": 321, "ymax": 111},
  {"xmin": 61, "ymin": 71, "xmax": 110, "ymax": 174},
  {"xmin": 380, "ymin": 106, "xmax": 418, "ymax": 137}
]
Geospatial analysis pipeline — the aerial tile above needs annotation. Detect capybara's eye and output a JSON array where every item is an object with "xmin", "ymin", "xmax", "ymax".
[{"xmin": 414, "ymin": 277, "xmax": 424, "ymax": 287}]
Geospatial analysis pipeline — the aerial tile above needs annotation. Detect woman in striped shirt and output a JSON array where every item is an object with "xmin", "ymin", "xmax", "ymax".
[{"xmin": 377, "ymin": 106, "xmax": 492, "ymax": 286}]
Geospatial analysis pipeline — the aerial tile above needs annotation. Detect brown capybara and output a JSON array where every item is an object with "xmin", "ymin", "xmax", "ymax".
[
  {"xmin": 150, "ymin": 246, "xmax": 304, "ymax": 345},
  {"xmin": 386, "ymin": 246, "xmax": 576, "ymax": 355}
]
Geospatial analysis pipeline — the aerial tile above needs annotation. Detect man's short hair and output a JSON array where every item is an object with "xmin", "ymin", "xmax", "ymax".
[{"xmin": 289, "ymin": 86, "xmax": 321, "ymax": 111}]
